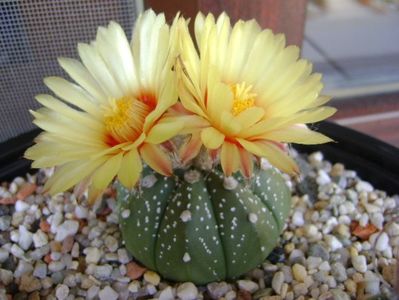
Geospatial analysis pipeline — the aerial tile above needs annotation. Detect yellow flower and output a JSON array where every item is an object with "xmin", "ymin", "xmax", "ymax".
[
  {"xmin": 25, "ymin": 10, "xmax": 182, "ymax": 203},
  {"xmin": 175, "ymin": 13, "xmax": 336, "ymax": 177}
]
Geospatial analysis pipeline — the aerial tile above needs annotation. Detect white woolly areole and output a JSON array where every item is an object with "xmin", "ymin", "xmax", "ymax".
[
  {"xmin": 141, "ymin": 174, "xmax": 157, "ymax": 188},
  {"xmin": 121, "ymin": 209, "xmax": 131, "ymax": 219},
  {"xmin": 180, "ymin": 210, "xmax": 192, "ymax": 222},
  {"xmin": 223, "ymin": 176, "xmax": 238, "ymax": 190},
  {"xmin": 183, "ymin": 252, "xmax": 191, "ymax": 262},
  {"xmin": 249, "ymin": 213, "xmax": 258, "ymax": 223},
  {"xmin": 260, "ymin": 158, "xmax": 272, "ymax": 170},
  {"xmin": 184, "ymin": 170, "xmax": 201, "ymax": 184}
]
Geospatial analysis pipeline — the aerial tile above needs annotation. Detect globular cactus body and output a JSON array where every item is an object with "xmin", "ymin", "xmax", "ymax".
[{"xmin": 118, "ymin": 167, "xmax": 291, "ymax": 284}]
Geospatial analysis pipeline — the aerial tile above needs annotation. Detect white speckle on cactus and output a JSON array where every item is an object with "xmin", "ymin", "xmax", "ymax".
[
  {"xmin": 141, "ymin": 174, "xmax": 157, "ymax": 188},
  {"xmin": 180, "ymin": 210, "xmax": 192, "ymax": 222},
  {"xmin": 121, "ymin": 209, "xmax": 130, "ymax": 219},
  {"xmin": 249, "ymin": 213, "xmax": 258, "ymax": 223},
  {"xmin": 183, "ymin": 252, "xmax": 191, "ymax": 262},
  {"xmin": 261, "ymin": 246, "xmax": 265, "ymax": 251},
  {"xmin": 230, "ymin": 207, "xmax": 236, "ymax": 212},
  {"xmin": 184, "ymin": 170, "xmax": 201, "ymax": 183},
  {"xmin": 223, "ymin": 176, "xmax": 238, "ymax": 190}
]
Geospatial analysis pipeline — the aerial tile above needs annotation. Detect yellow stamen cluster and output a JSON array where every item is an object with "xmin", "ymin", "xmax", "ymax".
[
  {"xmin": 231, "ymin": 82, "xmax": 257, "ymax": 116},
  {"xmin": 104, "ymin": 96, "xmax": 149, "ymax": 143}
]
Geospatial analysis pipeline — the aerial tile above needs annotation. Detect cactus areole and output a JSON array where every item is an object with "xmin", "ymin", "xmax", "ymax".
[{"xmin": 118, "ymin": 166, "xmax": 291, "ymax": 284}]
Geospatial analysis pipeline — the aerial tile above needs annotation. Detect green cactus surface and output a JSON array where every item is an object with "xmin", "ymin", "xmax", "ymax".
[{"xmin": 118, "ymin": 166, "xmax": 291, "ymax": 284}]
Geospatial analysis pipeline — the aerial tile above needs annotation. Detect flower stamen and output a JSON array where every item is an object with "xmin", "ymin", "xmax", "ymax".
[
  {"xmin": 231, "ymin": 82, "xmax": 256, "ymax": 116},
  {"xmin": 104, "ymin": 95, "xmax": 151, "ymax": 144}
]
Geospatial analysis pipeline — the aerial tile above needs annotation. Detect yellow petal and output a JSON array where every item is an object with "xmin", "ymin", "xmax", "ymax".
[
  {"xmin": 117, "ymin": 149, "xmax": 142, "ymax": 189},
  {"xmin": 145, "ymin": 117, "xmax": 184, "ymax": 144},
  {"xmin": 57, "ymin": 57, "xmax": 108, "ymax": 102},
  {"xmin": 264, "ymin": 125, "xmax": 334, "ymax": 145},
  {"xmin": 35, "ymin": 94, "xmax": 103, "ymax": 131},
  {"xmin": 44, "ymin": 157, "xmax": 107, "ymax": 195},
  {"xmin": 88, "ymin": 153, "xmax": 123, "ymax": 204},
  {"xmin": 235, "ymin": 107, "xmax": 265, "ymax": 130},
  {"xmin": 140, "ymin": 143, "xmax": 172, "ymax": 176},
  {"xmin": 207, "ymin": 80, "xmax": 233, "ymax": 127},
  {"xmin": 44, "ymin": 77, "xmax": 102, "ymax": 118},
  {"xmin": 78, "ymin": 43, "xmax": 123, "ymax": 98},
  {"xmin": 237, "ymin": 139, "xmax": 299, "ymax": 175},
  {"xmin": 201, "ymin": 127, "xmax": 225, "ymax": 149},
  {"xmin": 220, "ymin": 142, "xmax": 240, "ymax": 176}
]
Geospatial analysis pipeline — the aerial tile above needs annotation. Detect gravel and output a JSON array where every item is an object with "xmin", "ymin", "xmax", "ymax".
[{"xmin": 0, "ymin": 151, "xmax": 398, "ymax": 299}]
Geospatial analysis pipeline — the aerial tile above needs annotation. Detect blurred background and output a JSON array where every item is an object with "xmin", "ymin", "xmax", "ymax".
[{"xmin": 1, "ymin": 0, "xmax": 398, "ymax": 146}]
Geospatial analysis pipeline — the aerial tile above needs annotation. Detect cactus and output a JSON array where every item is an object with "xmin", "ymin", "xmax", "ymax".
[{"xmin": 118, "ymin": 165, "xmax": 291, "ymax": 284}]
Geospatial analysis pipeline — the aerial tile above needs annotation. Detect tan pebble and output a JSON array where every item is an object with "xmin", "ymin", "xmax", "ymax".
[
  {"xmin": 352, "ymin": 272, "xmax": 364, "ymax": 283},
  {"xmin": 280, "ymin": 283, "xmax": 288, "ymax": 298},
  {"xmin": 62, "ymin": 235, "xmax": 74, "ymax": 253},
  {"xmin": 314, "ymin": 201, "xmax": 329, "ymax": 210},
  {"xmin": 28, "ymin": 291, "xmax": 40, "ymax": 300},
  {"xmin": 19, "ymin": 275, "xmax": 41, "ymax": 292},
  {"xmin": 50, "ymin": 241, "xmax": 62, "ymax": 252},
  {"xmin": 382, "ymin": 264, "xmax": 397, "ymax": 286},
  {"xmin": 331, "ymin": 163, "xmax": 344, "ymax": 176},
  {"xmin": 292, "ymin": 264, "xmax": 307, "ymax": 282},
  {"xmin": 143, "ymin": 270, "xmax": 160, "ymax": 286},
  {"xmin": 126, "ymin": 262, "xmax": 146, "ymax": 280},
  {"xmin": 344, "ymin": 279, "xmax": 357, "ymax": 294},
  {"xmin": 295, "ymin": 228, "xmax": 304, "ymax": 237},
  {"xmin": 284, "ymin": 243, "xmax": 295, "ymax": 254},
  {"xmin": 260, "ymin": 296, "xmax": 282, "ymax": 300}
]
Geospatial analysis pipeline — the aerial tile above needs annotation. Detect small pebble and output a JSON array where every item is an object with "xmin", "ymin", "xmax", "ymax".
[
  {"xmin": 144, "ymin": 270, "xmax": 160, "ymax": 285},
  {"xmin": 177, "ymin": 282, "xmax": 199, "ymax": 300},
  {"xmin": 55, "ymin": 284, "xmax": 70, "ymax": 300},
  {"xmin": 98, "ymin": 286, "xmax": 118, "ymax": 300}
]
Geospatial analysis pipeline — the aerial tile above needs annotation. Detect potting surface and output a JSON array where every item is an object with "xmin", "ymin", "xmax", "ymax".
[{"xmin": 0, "ymin": 150, "xmax": 397, "ymax": 299}]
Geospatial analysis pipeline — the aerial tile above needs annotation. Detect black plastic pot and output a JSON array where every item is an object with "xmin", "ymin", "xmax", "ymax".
[{"xmin": 0, "ymin": 122, "xmax": 398, "ymax": 195}]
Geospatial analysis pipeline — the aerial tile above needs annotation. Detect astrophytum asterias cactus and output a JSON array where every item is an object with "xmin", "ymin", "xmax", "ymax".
[{"xmin": 118, "ymin": 164, "xmax": 291, "ymax": 284}]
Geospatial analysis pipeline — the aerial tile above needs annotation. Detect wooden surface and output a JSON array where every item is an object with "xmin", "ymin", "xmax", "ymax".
[
  {"xmin": 331, "ymin": 93, "xmax": 399, "ymax": 148},
  {"xmin": 144, "ymin": 0, "xmax": 308, "ymax": 46}
]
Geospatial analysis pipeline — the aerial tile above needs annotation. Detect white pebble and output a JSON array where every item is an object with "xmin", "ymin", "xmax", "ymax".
[
  {"xmin": 10, "ymin": 244, "xmax": 24, "ymax": 259},
  {"xmin": 15, "ymin": 200, "xmax": 29, "ymax": 212},
  {"xmin": 325, "ymin": 235, "xmax": 343, "ymax": 251},
  {"xmin": 55, "ymin": 220, "xmax": 79, "ymax": 241},
  {"xmin": 317, "ymin": 170, "xmax": 331, "ymax": 185},
  {"xmin": 370, "ymin": 213, "xmax": 384, "ymax": 229},
  {"xmin": 292, "ymin": 211, "xmax": 304, "ymax": 227},
  {"xmin": 33, "ymin": 230, "xmax": 48, "ymax": 248},
  {"xmin": 99, "ymin": 286, "xmax": 118, "ymax": 300},
  {"xmin": 55, "ymin": 284, "xmax": 69, "ymax": 300},
  {"xmin": 359, "ymin": 213, "xmax": 369, "ymax": 227},
  {"xmin": 352, "ymin": 255, "xmax": 367, "ymax": 273},
  {"xmin": 177, "ymin": 282, "xmax": 199, "ymax": 300},
  {"xmin": 237, "ymin": 280, "xmax": 259, "ymax": 293},
  {"xmin": 18, "ymin": 225, "xmax": 33, "ymax": 250},
  {"xmin": 386, "ymin": 222, "xmax": 399, "ymax": 237},
  {"xmin": 104, "ymin": 235, "xmax": 118, "ymax": 252},
  {"xmin": 375, "ymin": 232, "xmax": 389, "ymax": 252},
  {"xmin": 74, "ymin": 206, "xmax": 88, "ymax": 219},
  {"xmin": 87, "ymin": 285, "xmax": 100, "ymax": 299},
  {"xmin": 356, "ymin": 181, "xmax": 373, "ymax": 193},
  {"xmin": 272, "ymin": 271, "xmax": 285, "ymax": 294},
  {"xmin": 159, "ymin": 286, "xmax": 174, "ymax": 300},
  {"xmin": 85, "ymin": 247, "xmax": 102, "ymax": 264}
]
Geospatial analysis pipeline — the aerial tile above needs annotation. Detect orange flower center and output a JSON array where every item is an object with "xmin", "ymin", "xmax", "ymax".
[
  {"xmin": 231, "ymin": 82, "xmax": 256, "ymax": 116},
  {"xmin": 104, "ymin": 94, "xmax": 156, "ymax": 145}
]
